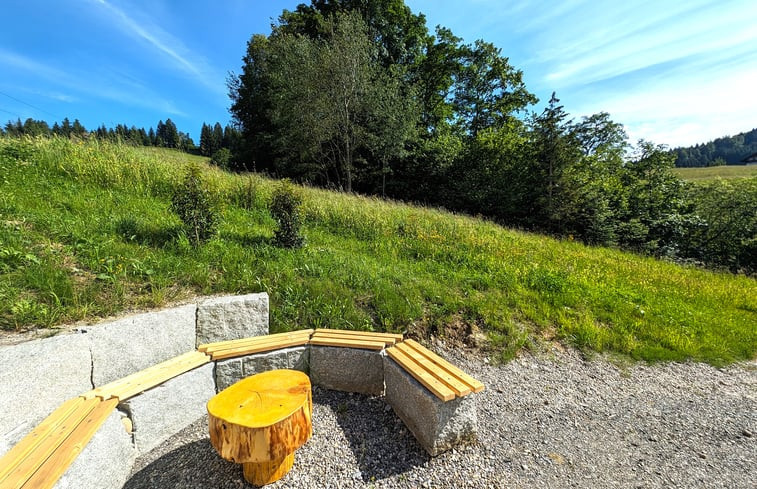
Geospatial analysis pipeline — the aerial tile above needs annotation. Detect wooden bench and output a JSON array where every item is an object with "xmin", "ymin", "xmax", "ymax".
[
  {"xmin": 0, "ymin": 327, "xmax": 484, "ymax": 488},
  {"xmin": 199, "ymin": 329, "xmax": 314, "ymax": 360},
  {"xmin": 386, "ymin": 338, "xmax": 484, "ymax": 401},
  {"xmin": 0, "ymin": 397, "xmax": 117, "ymax": 489}
]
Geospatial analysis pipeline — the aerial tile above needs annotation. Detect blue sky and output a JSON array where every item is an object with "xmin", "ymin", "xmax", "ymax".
[{"xmin": 1, "ymin": 0, "xmax": 755, "ymax": 147}]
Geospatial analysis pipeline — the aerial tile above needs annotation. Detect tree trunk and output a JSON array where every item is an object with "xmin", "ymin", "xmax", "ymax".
[{"xmin": 208, "ymin": 369, "xmax": 312, "ymax": 486}]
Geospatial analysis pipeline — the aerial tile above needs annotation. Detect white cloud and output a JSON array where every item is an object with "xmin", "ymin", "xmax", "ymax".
[{"xmin": 90, "ymin": 0, "xmax": 224, "ymax": 93}]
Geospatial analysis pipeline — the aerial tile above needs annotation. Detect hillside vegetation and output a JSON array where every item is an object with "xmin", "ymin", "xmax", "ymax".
[
  {"xmin": 1, "ymin": 137, "xmax": 755, "ymax": 365},
  {"xmin": 673, "ymin": 164, "xmax": 757, "ymax": 181}
]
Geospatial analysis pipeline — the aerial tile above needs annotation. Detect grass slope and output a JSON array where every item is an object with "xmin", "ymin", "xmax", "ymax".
[
  {"xmin": 674, "ymin": 164, "xmax": 757, "ymax": 181},
  {"xmin": 1, "ymin": 137, "xmax": 755, "ymax": 365}
]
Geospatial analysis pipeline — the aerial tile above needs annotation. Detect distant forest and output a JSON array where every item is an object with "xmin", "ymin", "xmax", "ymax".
[
  {"xmin": 0, "ymin": 117, "xmax": 239, "ymax": 160},
  {"xmin": 673, "ymin": 127, "xmax": 757, "ymax": 167}
]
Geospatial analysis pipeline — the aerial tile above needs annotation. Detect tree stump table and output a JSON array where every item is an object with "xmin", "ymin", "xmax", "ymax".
[{"xmin": 207, "ymin": 369, "xmax": 313, "ymax": 486}]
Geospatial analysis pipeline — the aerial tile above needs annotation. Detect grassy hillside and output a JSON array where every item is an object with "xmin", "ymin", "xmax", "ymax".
[
  {"xmin": 673, "ymin": 164, "xmax": 757, "ymax": 181},
  {"xmin": 1, "ymin": 137, "xmax": 755, "ymax": 365}
]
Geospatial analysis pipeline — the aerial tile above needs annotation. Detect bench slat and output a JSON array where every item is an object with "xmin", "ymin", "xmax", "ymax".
[
  {"xmin": 394, "ymin": 343, "xmax": 471, "ymax": 397},
  {"xmin": 402, "ymin": 339, "xmax": 485, "ymax": 393},
  {"xmin": 0, "ymin": 398, "xmax": 84, "ymax": 484},
  {"xmin": 309, "ymin": 337, "xmax": 386, "ymax": 350},
  {"xmin": 314, "ymin": 328, "xmax": 403, "ymax": 342},
  {"xmin": 386, "ymin": 347, "xmax": 455, "ymax": 401},
  {"xmin": 83, "ymin": 351, "xmax": 206, "ymax": 399},
  {"xmin": 86, "ymin": 351, "xmax": 210, "ymax": 401},
  {"xmin": 0, "ymin": 398, "xmax": 100, "ymax": 489},
  {"xmin": 311, "ymin": 331, "xmax": 399, "ymax": 346},
  {"xmin": 21, "ymin": 398, "xmax": 118, "ymax": 489},
  {"xmin": 198, "ymin": 329, "xmax": 314, "ymax": 353},
  {"xmin": 210, "ymin": 336, "xmax": 311, "ymax": 360}
]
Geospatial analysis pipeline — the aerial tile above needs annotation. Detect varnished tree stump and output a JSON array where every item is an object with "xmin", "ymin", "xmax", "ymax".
[{"xmin": 208, "ymin": 369, "xmax": 312, "ymax": 486}]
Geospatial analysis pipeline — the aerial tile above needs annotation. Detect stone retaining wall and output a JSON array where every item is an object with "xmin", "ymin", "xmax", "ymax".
[
  {"xmin": 0, "ymin": 293, "xmax": 268, "ymax": 462},
  {"xmin": 1, "ymin": 292, "xmax": 479, "ymax": 488}
]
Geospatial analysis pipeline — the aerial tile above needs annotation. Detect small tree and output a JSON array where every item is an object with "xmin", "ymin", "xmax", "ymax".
[
  {"xmin": 171, "ymin": 164, "xmax": 218, "ymax": 246},
  {"xmin": 269, "ymin": 180, "xmax": 304, "ymax": 248}
]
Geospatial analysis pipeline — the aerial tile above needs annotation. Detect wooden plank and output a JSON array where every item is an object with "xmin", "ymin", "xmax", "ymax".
[
  {"xmin": 87, "ymin": 351, "xmax": 207, "ymax": 400},
  {"xmin": 89, "ymin": 351, "xmax": 210, "ymax": 401},
  {"xmin": 308, "ymin": 337, "xmax": 385, "ymax": 350},
  {"xmin": 311, "ymin": 331, "xmax": 399, "ymax": 346},
  {"xmin": 386, "ymin": 347, "xmax": 455, "ymax": 401},
  {"xmin": 199, "ymin": 329, "xmax": 314, "ymax": 353},
  {"xmin": 402, "ymin": 339, "xmax": 485, "ymax": 393},
  {"xmin": 0, "ymin": 398, "xmax": 84, "ymax": 484},
  {"xmin": 315, "ymin": 328, "xmax": 403, "ymax": 341},
  {"xmin": 211, "ymin": 337, "xmax": 312, "ymax": 361},
  {"xmin": 21, "ymin": 398, "xmax": 118, "ymax": 489},
  {"xmin": 394, "ymin": 343, "xmax": 471, "ymax": 397},
  {"xmin": 0, "ymin": 398, "xmax": 100, "ymax": 489},
  {"xmin": 106, "ymin": 352, "xmax": 210, "ymax": 401},
  {"xmin": 205, "ymin": 331, "xmax": 313, "ymax": 356}
]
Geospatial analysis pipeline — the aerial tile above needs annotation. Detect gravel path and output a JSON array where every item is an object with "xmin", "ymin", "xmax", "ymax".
[{"xmin": 125, "ymin": 346, "xmax": 756, "ymax": 488}]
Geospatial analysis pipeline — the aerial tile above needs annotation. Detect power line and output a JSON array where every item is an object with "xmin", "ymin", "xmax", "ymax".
[
  {"xmin": 0, "ymin": 107, "xmax": 21, "ymax": 118},
  {"xmin": 0, "ymin": 90, "xmax": 61, "ymax": 120}
]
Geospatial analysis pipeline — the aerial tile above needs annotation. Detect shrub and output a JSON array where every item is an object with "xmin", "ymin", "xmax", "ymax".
[
  {"xmin": 211, "ymin": 148, "xmax": 232, "ymax": 169},
  {"xmin": 170, "ymin": 164, "xmax": 218, "ymax": 246},
  {"xmin": 233, "ymin": 175, "xmax": 260, "ymax": 210},
  {"xmin": 270, "ymin": 179, "xmax": 304, "ymax": 248}
]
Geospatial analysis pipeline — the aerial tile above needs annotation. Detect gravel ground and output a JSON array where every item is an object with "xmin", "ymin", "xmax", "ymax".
[{"xmin": 125, "ymin": 345, "xmax": 756, "ymax": 489}]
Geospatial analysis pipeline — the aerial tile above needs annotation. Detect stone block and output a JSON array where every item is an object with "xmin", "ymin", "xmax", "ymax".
[
  {"xmin": 384, "ymin": 356, "xmax": 478, "ymax": 456},
  {"xmin": 310, "ymin": 346, "xmax": 384, "ymax": 396},
  {"xmin": 121, "ymin": 363, "xmax": 215, "ymax": 454},
  {"xmin": 214, "ymin": 358, "xmax": 244, "ymax": 392},
  {"xmin": 288, "ymin": 346, "xmax": 310, "ymax": 373},
  {"xmin": 0, "ymin": 333, "xmax": 92, "ymax": 458},
  {"xmin": 242, "ymin": 348, "xmax": 290, "ymax": 376},
  {"xmin": 88, "ymin": 304, "xmax": 197, "ymax": 386},
  {"xmin": 196, "ymin": 293, "xmax": 269, "ymax": 346},
  {"xmin": 53, "ymin": 409, "xmax": 136, "ymax": 489}
]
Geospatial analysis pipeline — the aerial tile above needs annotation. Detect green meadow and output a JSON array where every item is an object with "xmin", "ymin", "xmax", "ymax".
[
  {"xmin": 1, "ymin": 137, "xmax": 755, "ymax": 365},
  {"xmin": 674, "ymin": 164, "xmax": 757, "ymax": 181}
]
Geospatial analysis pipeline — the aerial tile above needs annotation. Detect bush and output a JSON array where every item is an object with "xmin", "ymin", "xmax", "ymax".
[
  {"xmin": 211, "ymin": 148, "xmax": 232, "ymax": 169},
  {"xmin": 170, "ymin": 164, "xmax": 218, "ymax": 246},
  {"xmin": 270, "ymin": 180, "xmax": 304, "ymax": 248}
]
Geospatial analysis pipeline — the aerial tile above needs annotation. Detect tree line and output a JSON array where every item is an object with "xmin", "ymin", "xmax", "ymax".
[
  {"xmin": 1, "ymin": 117, "xmax": 239, "ymax": 158},
  {"xmin": 673, "ymin": 127, "xmax": 757, "ymax": 167},
  {"xmin": 226, "ymin": 0, "xmax": 754, "ymax": 273}
]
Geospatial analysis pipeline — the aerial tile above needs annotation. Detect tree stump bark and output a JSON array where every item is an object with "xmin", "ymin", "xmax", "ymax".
[{"xmin": 208, "ymin": 369, "xmax": 312, "ymax": 486}]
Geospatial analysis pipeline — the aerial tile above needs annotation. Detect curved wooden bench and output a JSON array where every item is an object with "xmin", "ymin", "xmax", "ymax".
[{"xmin": 0, "ymin": 327, "xmax": 484, "ymax": 488}]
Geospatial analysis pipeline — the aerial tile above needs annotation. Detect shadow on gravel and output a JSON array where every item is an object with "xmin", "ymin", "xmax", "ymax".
[
  {"xmin": 316, "ymin": 388, "xmax": 430, "ymax": 482},
  {"xmin": 124, "ymin": 439, "xmax": 241, "ymax": 489}
]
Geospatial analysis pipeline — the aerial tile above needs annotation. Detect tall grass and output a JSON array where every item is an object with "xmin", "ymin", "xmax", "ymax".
[{"xmin": 1, "ymin": 136, "xmax": 755, "ymax": 365}]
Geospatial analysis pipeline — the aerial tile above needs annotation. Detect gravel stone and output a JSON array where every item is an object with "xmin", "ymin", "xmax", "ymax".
[{"xmin": 125, "ymin": 346, "xmax": 757, "ymax": 489}]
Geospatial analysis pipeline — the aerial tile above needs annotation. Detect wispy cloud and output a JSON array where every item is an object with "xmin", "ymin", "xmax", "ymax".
[
  {"xmin": 0, "ymin": 48, "xmax": 186, "ymax": 117},
  {"xmin": 90, "ymin": 0, "xmax": 224, "ymax": 93}
]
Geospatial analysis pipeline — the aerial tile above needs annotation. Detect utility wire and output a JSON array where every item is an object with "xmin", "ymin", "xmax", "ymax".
[
  {"xmin": 0, "ymin": 90, "xmax": 61, "ymax": 120},
  {"xmin": 0, "ymin": 107, "xmax": 22, "ymax": 118}
]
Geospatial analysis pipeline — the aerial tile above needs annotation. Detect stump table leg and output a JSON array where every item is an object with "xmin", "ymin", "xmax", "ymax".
[{"xmin": 242, "ymin": 452, "xmax": 295, "ymax": 486}]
